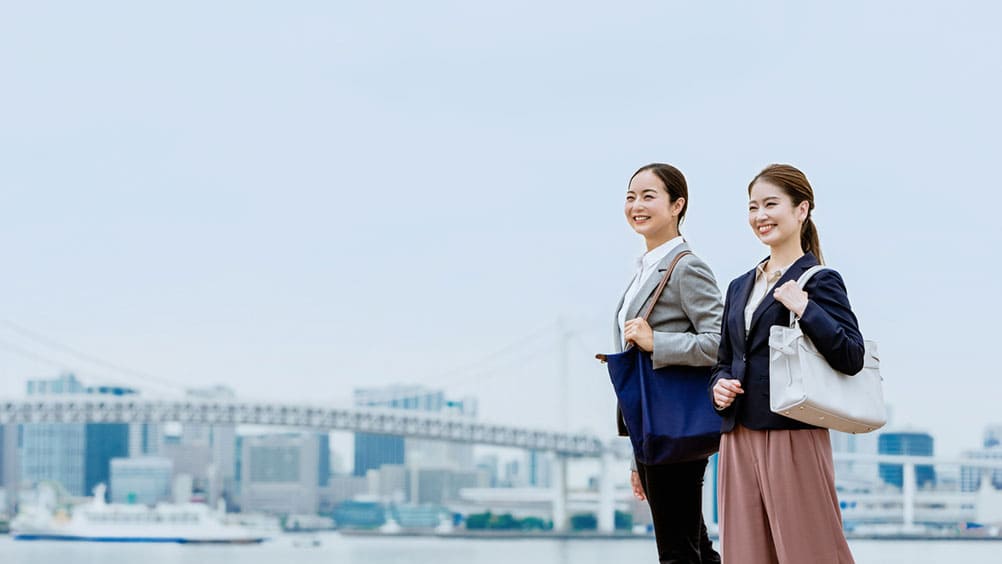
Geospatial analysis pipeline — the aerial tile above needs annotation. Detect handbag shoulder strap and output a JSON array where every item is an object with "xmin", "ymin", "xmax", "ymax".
[
  {"xmin": 795, "ymin": 265, "xmax": 830, "ymax": 289},
  {"xmin": 789, "ymin": 264, "xmax": 831, "ymax": 325},
  {"xmin": 640, "ymin": 250, "xmax": 693, "ymax": 322}
]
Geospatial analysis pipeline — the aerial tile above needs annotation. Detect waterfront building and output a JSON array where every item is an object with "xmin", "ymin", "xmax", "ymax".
[
  {"xmin": 367, "ymin": 463, "xmax": 409, "ymax": 503},
  {"xmin": 961, "ymin": 446, "xmax": 1002, "ymax": 493},
  {"xmin": 984, "ymin": 424, "xmax": 1002, "ymax": 448},
  {"xmin": 527, "ymin": 449, "xmax": 552, "ymax": 488},
  {"xmin": 877, "ymin": 430, "xmax": 936, "ymax": 489},
  {"xmin": 411, "ymin": 467, "xmax": 484, "ymax": 505},
  {"xmin": 354, "ymin": 433, "xmax": 404, "ymax": 478},
  {"xmin": 324, "ymin": 474, "xmax": 368, "ymax": 506},
  {"xmin": 1, "ymin": 424, "xmax": 19, "ymax": 514},
  {"xmin": 238, "ymin": 432, "xmax": 327, "ymax": 515},
  {"xmin": 332, "ymin": 499, "xmax": 386, "ymax": 529},
  {"xmin": 109, "ymin": 457, "xmax": 173, "ymax": 505},
  {"xmin": 19, "ymin": 374, "xmax": 132, "ymax": 498},
  {"xmin": 831, "ymin": 429, "xmax": 880, "ymax": 486},
  {"xmin": 502, "ymin": 458, "xmax": 525, "ymax": 487},
  {"xmin": 158, "ymin": 386, "xmax": 237, "ymax": 505},
  {"xmin": 353, "ymin": 385, "xmax": 477, "ymax": 476},
  {"xmin": 475, "ymin": 455, "xmax": 499, "ymax": 488}
]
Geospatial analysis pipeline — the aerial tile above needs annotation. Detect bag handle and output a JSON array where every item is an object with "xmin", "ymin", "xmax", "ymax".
[
  {"xmin": 640, "ymin": 250, "xmax": 693, "ymax": 322},
  {"xmin": 788, "ymin": 265, "xmax": 830, "ymax": 326},
  {"xmin": 596, "ymin": 250, "xmax": 692, "ymax": 361}
]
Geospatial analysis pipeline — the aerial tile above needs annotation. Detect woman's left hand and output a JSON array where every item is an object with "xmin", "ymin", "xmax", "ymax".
[
  {"xmin": 623, "ymin": 318, "xmax": 654, "ymax": 351},
  {"xmin": 773, "ymin": 280, "xmax": 809, "ymax": 318}
]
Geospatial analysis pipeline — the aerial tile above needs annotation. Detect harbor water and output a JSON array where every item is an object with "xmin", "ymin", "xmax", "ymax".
[{"xmin": 1, "ymin": 535, "xmax": 999, "ymax": 564}]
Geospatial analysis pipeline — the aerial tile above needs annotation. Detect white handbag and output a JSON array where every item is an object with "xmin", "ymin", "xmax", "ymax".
[{"xmin": 768, "ymin": 266, "xmax": 886, "ymax": 434}]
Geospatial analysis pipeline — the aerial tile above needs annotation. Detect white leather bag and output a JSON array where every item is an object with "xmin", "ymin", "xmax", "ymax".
[{"xmin": 769, "ymin": 266, "xmax": 886, "ymax": 434}]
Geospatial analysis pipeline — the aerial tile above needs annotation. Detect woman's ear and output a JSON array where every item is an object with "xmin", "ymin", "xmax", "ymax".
[
  {"xmin": 797, "ymin": 200, "xmax": 810, "ymax": 222},
  {"xmin": 671, "ymin": 197, "xmax": 686, "ymax": 218}
]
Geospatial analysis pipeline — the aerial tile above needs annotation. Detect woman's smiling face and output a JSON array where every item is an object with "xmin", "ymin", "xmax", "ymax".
[
  {"xmin": 625, "ymin": 169, "xmax": 682, "ymax": 243},
  {"xmin": 748, "ymin": 179, "xmax": 809, "ymax": 248}
]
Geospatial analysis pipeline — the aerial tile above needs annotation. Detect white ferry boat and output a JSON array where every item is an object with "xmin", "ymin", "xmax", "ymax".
[{"xmin": 11, "ymin": 485, "xmax": 266, "ymax": 544}]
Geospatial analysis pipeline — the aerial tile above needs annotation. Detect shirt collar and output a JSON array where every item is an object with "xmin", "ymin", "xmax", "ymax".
[
  {"xmin": 755, "ymin": 260, "xmax": 786, "ymax": 282},
  {"xmin": 640, "ymin": 236, "xmax": 685, "ymax": 271}
]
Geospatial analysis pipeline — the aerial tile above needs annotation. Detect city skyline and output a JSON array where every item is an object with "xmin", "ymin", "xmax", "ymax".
[{"xmin": 2, "ymin": 2, "xmax": 1001, "ymax": 464}]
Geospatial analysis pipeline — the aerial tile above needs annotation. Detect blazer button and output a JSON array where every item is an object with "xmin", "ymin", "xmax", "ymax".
[{"xmin": 742, "ymin": 354, "xmax": 747, "ymax": 362}]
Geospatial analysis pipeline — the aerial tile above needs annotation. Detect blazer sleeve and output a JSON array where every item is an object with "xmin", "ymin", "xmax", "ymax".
[
  {"xmin": 651, "ymin": 256, "xmax": 724, "ymax": 369},
  {"xmin": 709, "ymin": 279, "xmax": 737, "ymax": 414},
  {"xmin": 797, "ymin": 269, "xmax": 866, "ymax": 375}
]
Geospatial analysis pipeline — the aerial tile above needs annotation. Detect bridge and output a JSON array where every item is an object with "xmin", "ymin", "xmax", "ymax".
[
  {"xmin": 0, "ymin": 397, "xmax": 609, "ymax": 457},
  {"xmin": 3, "ymin": 322, "xmax": 1002, "ymax": 535},
  {"xmin": 0, "ymin": 394, "xmax": 626, "ymax": 533}
]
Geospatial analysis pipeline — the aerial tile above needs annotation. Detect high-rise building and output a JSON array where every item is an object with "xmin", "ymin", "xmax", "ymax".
[
  {"xmin": 353, "ymin": 385, "xmax": 477, "ymax": 476},
  {"xmin": 830, "ymin": 430, "xmax": 879, "ymax": 486},
  {"xmin": 1, "ymin": 424, "xmax": 20, "ymax": 514},
  {"xmin": 960, "ymin": 446, "xmax": 1002, "ymax": 492},
  {"xmin": 877, "ymin": 430, "xmax": 935, "ymax": 489},
  {"xmin": 237, "ymin": 432, "xmax": 327, "ymax": 515},
  {"xmin": 84, "ymin": 424, "xmax": 130, "ymax": 497},
  {"xmin": 527, "ymin": 449, "xmax": 552, "ymax": 487},
  {"xmin": 158, "ymin": 386, "xmax": 237, "ymax": 505},
  {"xmin": 20, "ymin": 374, "xmax": 133, "ymax": 498},
  {"xmin": 984, "ymin": 424, "xmax": 1002, "ymax": 448},
  {"xmin": 354, "ymin": 434, "xmax": 404, "ymax": 478}
]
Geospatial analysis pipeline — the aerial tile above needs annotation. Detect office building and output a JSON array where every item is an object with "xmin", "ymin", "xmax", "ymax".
[
  {"xmin": 877, "ymin": 430, "xmax": 935, "ymax": 489},
  {"xmin": 110, "ymin": 457, "xmax": 173, "ymax": 505},
  {"xmin": 353, "ymin": 385, "xmax": 477, "ymax": 476},
  {"xmin": 961, "ymin": 446, "xmax": 1002, "ymax": 492},
  {"xmin": 1, "ymin": 425, "xmax": 19, "ymax": 514},
  {"xmin": 158, "ymin": 386, "xmax": 237, "ymax": 505},
  {"xmin": 20, "ymin": 374, "xmax": 132, "ymax": 498},
  {"xmin": 984, "ymin": 424, "xmax": 1002, "ymax": 448},
  {"xmin": 830, "ymin": 429, "xmax": 879, "ymax": 486},
  {"xmin": 527, "ymin": 449, "xmax": 552, "ymax": 487},
  {"xmin": 238, "ymin": 433, "xmax": 327, "ymax": 515}
]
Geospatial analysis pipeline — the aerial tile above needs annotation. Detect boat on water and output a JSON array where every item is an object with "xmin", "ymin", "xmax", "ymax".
[{"xmin": 11, "ymin": 484, "xmax": 267, "ymax": 544}]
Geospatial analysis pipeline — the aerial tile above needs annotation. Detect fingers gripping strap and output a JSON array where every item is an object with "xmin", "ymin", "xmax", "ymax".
[{"xmin": 789, "ymin": 265, "xmax": 830, "ymax": 326}]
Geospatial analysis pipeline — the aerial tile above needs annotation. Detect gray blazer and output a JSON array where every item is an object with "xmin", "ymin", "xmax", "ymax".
[{"xmin": 613, "ymin": 242, "xmax": 724, "ymax": 435}]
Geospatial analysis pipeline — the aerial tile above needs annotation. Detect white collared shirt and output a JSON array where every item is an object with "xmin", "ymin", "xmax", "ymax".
[
  {"xmin": 744, "ymin": 261, "xmax": 785, "ymax": 332},
  {"xmin": 618, "ymin": 236, "xmax": 685, "ymax": 347}
]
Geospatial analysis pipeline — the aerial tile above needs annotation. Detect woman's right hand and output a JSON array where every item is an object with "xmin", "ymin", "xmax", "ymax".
[
  {"xmin": 630, "ymin": 470, "xmax": 646, "ymax": 501},
  {"xmin": 712, "ymin": 378, "xmax": 744, "ymax": 409}
]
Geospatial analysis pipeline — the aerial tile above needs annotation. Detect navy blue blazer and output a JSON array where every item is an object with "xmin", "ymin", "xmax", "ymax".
[{"xmin": 709, "ymin": 253, "xmax": 866, "ymax": 432}]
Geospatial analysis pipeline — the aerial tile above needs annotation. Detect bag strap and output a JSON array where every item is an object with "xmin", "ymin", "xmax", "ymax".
[
  {"xmin": 640, "ymin": 250, "xmax": 693, "ymax": 322},
  {"xmin": 788, "ymin": 265, "xmax": 830, "ymax": 325}
]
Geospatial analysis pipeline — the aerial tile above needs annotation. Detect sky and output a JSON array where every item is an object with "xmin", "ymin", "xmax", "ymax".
[{"xmin": 1, "ymin": 1, "xmax": 1000, "ymax": 459}]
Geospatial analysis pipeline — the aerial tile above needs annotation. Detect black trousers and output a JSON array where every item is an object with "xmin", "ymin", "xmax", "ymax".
[{"xmin": 635, "ymin": 457, "xmax": 720, "ymax": 564}]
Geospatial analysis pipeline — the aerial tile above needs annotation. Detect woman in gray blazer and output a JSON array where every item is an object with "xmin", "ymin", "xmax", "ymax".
[{"xmin": 615, "ymin": 163, "xmax": 724, "ymax": 564}]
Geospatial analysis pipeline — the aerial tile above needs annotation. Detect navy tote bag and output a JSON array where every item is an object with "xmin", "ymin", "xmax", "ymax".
[{"xmin": 599, "ymin": 251, "xmax": 720, "ymax": 465}]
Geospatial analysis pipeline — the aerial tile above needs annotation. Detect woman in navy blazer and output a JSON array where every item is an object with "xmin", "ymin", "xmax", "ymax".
[{"xmin": 710, "ymin": 164, "xmax": 863, "ymax": 564}]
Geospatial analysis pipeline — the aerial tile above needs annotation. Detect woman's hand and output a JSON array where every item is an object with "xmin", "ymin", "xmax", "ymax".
[
  {"xmin": 773, "ymin": 280, "xmax": 809, "ymax": 318},
  {"xmin": 623, "ymin": 318, "xmax": 654, "ymax": 351},
  {"xmin": 712, "ymin": 378, "xmax": 744, "ymax": 409},
  {"xmin": 630, "ymin": 470, "xmax": 646, "ymax": 501}
]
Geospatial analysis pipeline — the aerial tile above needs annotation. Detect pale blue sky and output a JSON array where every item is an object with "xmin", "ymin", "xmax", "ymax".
[{"xmin": 1, "ymin": 1, "xmax": 1000, "ymax": 456}]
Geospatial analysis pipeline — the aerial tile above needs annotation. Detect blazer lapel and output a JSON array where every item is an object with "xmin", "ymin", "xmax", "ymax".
[
  {"xmin": 624, "ymin": 242, "xmax": 691, "ymax": 321},
  {"xmin": 730, "ymin": 268, "xmax": 758, "ymax": 344},
  {"xmin": 747, "ymin": 253, "xmax": 819, "ymax": 335}
]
